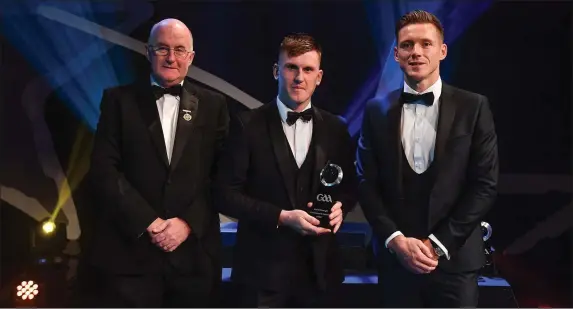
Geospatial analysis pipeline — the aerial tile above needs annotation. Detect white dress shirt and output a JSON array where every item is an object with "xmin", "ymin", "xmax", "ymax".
[
  {"xmin": 401, "ymin": 78, "xmax": 441, "ymax": 174},
  {"xmin": 276, "ymin": 98, "xmax": 313, "ymax": 167},
  {"xmin": 151, "ymin": 77, "xmax": 183, "ymax": 164},
  {"xmin": 385, "ymin": 78, "xmax": 450, "ymax": 260}
]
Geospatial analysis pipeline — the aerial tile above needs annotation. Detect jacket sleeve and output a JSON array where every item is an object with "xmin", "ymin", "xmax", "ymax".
[
  {"xmin": 213, "ymin": 114, "xmax": 283, "ymax": 231},
  {"xmin": 89, "ymin": 89, "xmax": 158, "ymax": 240},
  {"xmin": 356, "ymin": 100, "xmax": 401, "ymax": 243},
  {"xmin": 432, "ymin": 96, "xmax": 499, "ymax": 251}
]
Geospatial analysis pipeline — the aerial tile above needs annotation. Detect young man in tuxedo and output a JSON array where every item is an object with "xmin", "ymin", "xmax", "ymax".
[
  {"xmin": 356, "ymin": 10, "xmax": 499, "ymax": 307},
  {"xmin": 85, "ymin": 18, "xmax": 228, "ymax": 307},
  {"xmin": 214, "ymin": 33, "xmax": 357, "ymax": 307}
]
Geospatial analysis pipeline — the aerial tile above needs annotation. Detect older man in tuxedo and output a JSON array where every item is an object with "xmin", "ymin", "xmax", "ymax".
[{"xmin": 86, "ymin": 18, "xmax": 228, "ymax": 307}]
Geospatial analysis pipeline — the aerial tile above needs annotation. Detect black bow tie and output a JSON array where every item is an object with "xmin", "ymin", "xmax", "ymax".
[
  {"xmin": 286, "ymin": 109, "xmax": 314, "ymax": 126},
  {"xmin": 401, "ymin": 91, "xmax": 434, "ymax": 106},
  {"xmin": 152, "ymin": 85, "xmax": 182, "ymax": 100}
]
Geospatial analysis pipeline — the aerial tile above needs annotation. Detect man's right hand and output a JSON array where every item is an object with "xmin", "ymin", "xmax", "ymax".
[
  {"xmin": 278, "ymin": 210, "xmax": 331, "ymax": 236},
  {"xmin": 387, "ymin": 235, "xmax": 439, "ymax": 274},
  {"xmin": 147, "ymin": 218, "xmax": 168, "ymax": 237}
]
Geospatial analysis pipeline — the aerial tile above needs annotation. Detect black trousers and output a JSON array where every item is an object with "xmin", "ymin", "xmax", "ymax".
[
  {"xmin": 378, "ymin": 259, "xmax": 479, "ymax": 308},
  {"xmin": 237, "ymin": 248, "xmax": 339, "ymax": 308},
  {"xmin": 76, "ymin": 262, "xmax": 218, "ymax": 307},
  {"xmin": 237, "ymin": 282, "xmax": 338, "ymax": 308}
]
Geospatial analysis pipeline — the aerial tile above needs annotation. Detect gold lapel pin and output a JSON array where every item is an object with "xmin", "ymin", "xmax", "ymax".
[{"xmin": 182, "ymin": 109, "xmax": 192, "ymax": 121}]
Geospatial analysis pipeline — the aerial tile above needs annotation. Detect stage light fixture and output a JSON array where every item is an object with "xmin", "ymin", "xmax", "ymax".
[{"xmin": 15, "ymin": 280, "xmax": 39, "ymax": 301}]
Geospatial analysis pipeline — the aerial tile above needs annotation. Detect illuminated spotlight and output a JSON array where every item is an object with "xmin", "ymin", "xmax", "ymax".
[
  {"xmin": 41, "ymin": 221, "xmax": 56, "ymax": 235},
  {"xmin": 33, "ymin": 219, "xmax": 67, "ymax": 258},
  {"xmin": 15, "ymin": 280, "xmax": 39, "ymax": 301}
]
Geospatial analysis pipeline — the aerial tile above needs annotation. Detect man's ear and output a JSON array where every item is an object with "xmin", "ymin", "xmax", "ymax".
[
  {"xmin": 440, "ymin": 43, "xmax": 447, "ymax": 60},
  {"xmin": 188, "ymin": 51, "xmax": 195, "ymax": 66},
  {"xmin": 145, "ymin": 45, "xmax": 151, "ymax": 62},
  {"xmin": 273, "ymin": 63, "xmax": 279, "ymax": 80}
]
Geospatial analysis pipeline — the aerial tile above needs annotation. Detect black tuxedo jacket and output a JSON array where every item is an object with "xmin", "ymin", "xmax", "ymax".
[
  {"xmin": 214, "ymin": 101, "xmax": 357, "ymax": 291},
  {"xmin": 87, "ymin": 77, "xmax": 229, "ymax": 276},
  {"xmin": 356, "ymin": 83, "xmax": 499, "ymax": 272}
]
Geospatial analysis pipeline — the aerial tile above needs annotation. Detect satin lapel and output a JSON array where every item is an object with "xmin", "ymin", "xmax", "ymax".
[
  {"xmin": 136, "ymin": 83, "xmax": 169, "ymax": 167},
  {"xmin": 310, "ymin": 107, "xmax": 328, "ymax": 196},
  {"xmin": 433, "ymin": 83, "xmax": 456, "ymax": 173},
  {"xmin": 170, "ymin": 82, "xmax": 199, "ymax": 171},
  {"xmin": 387, "ymin": 91, "xmax": 404, "ymax": 197},
  {"xmin": 266, "ymin": 102, "xmax": 297, "ymax": 209}
]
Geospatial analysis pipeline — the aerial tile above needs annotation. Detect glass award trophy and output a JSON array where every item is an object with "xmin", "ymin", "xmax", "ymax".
[{"xmin": 308, "ymin": 161, "xmax": 343, "ymax": 228}]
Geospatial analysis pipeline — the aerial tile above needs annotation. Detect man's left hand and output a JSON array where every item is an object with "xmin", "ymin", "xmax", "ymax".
[
  {"xmin": 306, "ymin": 201, "xmax": 343, "ymax": 233},
  {"xmin": 151, "ymin": 218, "xmax": 191, "ymax": 252}
]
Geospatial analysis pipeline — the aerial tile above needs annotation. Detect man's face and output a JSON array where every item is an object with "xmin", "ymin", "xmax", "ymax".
[
  {"xmin": 394, "ymin": 23, "xmax": 447, "ymax": 84},
  {"xmin": 147, "ymin": 24, "xmax": 194, "ymax": 87},
  {"xmin": 274, "ymin": 50, "xmax": 323, "ymax": 107}
]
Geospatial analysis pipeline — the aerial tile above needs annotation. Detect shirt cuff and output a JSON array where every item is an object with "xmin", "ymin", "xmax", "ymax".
[
  {"xmin": 385, "ymin": 231, "xmax": 403, "ymax": 248},
  {"xmin": 429, "ymin": 234, "xmax": 450, "ymax": 260}
]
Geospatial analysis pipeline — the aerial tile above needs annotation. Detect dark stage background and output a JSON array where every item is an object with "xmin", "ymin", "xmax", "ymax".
[{"xmin": 0, "ymin": 0, "xmax": 571, "ymax": 307}]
